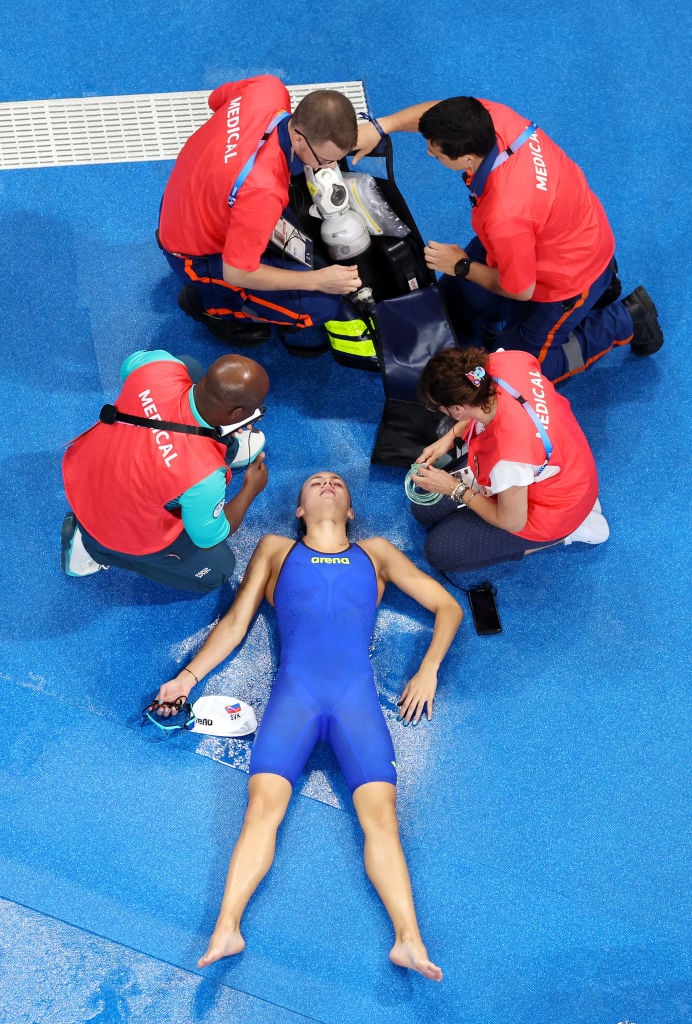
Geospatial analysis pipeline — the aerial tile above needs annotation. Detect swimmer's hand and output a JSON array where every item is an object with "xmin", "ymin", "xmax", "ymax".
[
  {"xmin": 398, "ymin": 667, "xmax": 438, "ymax": 723},
  {"xmin": 151, "ymin": 674, "xmax": 196, "ymax": 716}
]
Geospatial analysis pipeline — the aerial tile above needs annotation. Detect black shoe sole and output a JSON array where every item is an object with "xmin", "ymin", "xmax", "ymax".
[
  {"xmin": 631, "ymin": 331, "xmax": 664, "ymax": 357},
  {"xmin": 625, "ymin": 287, "xmax": 664, "ymax": 356}
]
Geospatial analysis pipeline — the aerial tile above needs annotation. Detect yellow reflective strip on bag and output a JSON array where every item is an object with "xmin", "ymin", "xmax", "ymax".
[{"xmin": 324, "ymin": 318, "xmax": 376, "ymax": 358}]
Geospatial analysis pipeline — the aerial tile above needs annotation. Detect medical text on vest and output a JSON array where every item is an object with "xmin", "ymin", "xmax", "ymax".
[
  {"xmin": 224, "ymin": 96, "xmax": 242, "ymax": 162},
  {"xmin": 138, "ymin": 389, "xmax": 179, "ymax": 467},
  {"xmin": 528, "ymin": 371, "xmax": 550, "ymax": 426},
  {"xmin": 529, "ymin": 133, "xmax": 548, "ymax": 192}
]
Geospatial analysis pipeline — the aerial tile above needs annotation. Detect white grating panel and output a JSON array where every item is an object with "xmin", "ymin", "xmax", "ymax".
[{"xmin": 0, "ymin": 82, "xmax": 368, "ymax": 170}]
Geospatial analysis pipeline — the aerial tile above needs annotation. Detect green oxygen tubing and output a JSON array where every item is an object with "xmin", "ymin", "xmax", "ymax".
[{"xmin": 404, "ymin": 464, "xmax": 444, "ymax": 505}]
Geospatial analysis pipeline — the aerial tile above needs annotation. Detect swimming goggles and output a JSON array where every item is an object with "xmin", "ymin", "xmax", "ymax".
[{"xmin": 141, "ymin": 696, "xmax": 197, "ymax": 734}]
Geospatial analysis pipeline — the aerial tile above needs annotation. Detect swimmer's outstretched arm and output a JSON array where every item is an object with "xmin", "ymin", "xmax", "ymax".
[
  {"xmin": 360, "ymin": 537, "xmax": 463, "ymax": 723},
  {"xmin": 154, "ymin": 536, "xmax": 284, "ymax": 710}
]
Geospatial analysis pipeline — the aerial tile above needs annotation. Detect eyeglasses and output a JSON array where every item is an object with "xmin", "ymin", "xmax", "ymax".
[
  {"xmin": 234, "ymin": 405, "xmax": 267, "ymax": 430},
  {"xmin": 294, "ymin": 130, "xmax": 334, "ymax": 168},
  {"xmin": 141, "ymin": 696, "xmax": 197, "ymax": 734}
]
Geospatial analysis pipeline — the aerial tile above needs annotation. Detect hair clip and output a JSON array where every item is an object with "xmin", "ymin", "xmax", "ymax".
[{"xmin": 465, "ymin": 366, "xmax": 486, "ymax": 388}]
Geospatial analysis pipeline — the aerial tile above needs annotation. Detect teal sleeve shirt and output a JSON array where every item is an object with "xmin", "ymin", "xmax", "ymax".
[{"xmin": 121, "ymin": 351, "xmax": 231, "ymax": 548}]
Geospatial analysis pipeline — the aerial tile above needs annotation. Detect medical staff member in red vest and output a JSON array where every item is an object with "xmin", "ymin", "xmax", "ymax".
[
  {"xmin": 354, "ymin": 96, "xmax": 663, "ymax": 383},
  {"xmin": 61, "ymin": 350, "xmax": 269, "ymax": 593},
  {"xmin": 158, "ymin": 76, "xmax": 362, "ymax": 348},
  {"xmin": 409, "ymin": 346, "xmax": 609, "ymax": 574}
]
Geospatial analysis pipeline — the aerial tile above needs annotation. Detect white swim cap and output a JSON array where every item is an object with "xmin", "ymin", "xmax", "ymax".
[{"xmin": 190, "ymin": 696, "xmax": 258, "ymax": 737}]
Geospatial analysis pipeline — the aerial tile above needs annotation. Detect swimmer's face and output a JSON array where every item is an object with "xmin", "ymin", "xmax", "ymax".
[{"xmin": 297, "ymin": 472, "xmax": 354, "ymax": 522}]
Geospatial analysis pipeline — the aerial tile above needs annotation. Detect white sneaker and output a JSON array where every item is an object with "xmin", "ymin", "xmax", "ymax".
[
  {"xmin": 564, "ymin": 499, "xmax": 609, "ymax": 546},
  {"xmin": 229, "ymin": 427, "xmax": 266, "ymax": 470},
  {"xmin": 61, "ymin": 513, "xmax": 105, "ymax": 576}
]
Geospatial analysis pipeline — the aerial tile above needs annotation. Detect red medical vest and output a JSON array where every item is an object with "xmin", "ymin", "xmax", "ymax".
[
  {"xmin": 472, "ymin": 100, "xmax": 615, "ymax": 301},
  {"xmin": 158, "ymin": 75, "xmax": 291, "ymax": 272},
  {"xmin": 467, "ymin": 351, "xmax": 598, "ymax": 541},
  {"xmin": 63, "ymin": 362, "xmax": 230, "ymax": 555}
]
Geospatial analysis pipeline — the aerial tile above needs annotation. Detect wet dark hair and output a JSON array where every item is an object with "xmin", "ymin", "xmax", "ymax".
[
  {"xmin": 295, "ymin": 474, "xmax": 353, "ymax": 537},
  {"xmin": 418, "ymin": 97, "xmax": 496, "ymax": 160},
  {"xmin": 293, "ymin": 90, "xmax": 357, "ymax": 151},
  {"xmin": 419, "ymin": 346, "xmax": 497, "ymax": 413}
]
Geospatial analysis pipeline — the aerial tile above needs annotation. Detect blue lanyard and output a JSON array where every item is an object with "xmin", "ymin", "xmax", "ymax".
[
  {"xmin": 466, "ymin": 121, "xmax": 537, "ymax": 206},
  {"xmin": 228, "ymin": 110, "xmax": 290, "ymax": 208},
  {"xmin": 493, "ymin": 376, "xmax": 553, "ymax": 477}
]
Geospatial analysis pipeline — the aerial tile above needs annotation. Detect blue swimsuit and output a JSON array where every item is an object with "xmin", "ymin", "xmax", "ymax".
[{"xmin": 249, "ymin": 540, "xmax": 397, "ymax": 793}]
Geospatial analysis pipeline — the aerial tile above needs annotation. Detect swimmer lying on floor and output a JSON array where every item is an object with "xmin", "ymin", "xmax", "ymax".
[{"xmin": 154, "ymin": 471, "xmax": 462, "ymax": 980}]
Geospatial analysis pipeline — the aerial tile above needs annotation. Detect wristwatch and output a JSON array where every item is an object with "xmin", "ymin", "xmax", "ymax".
[{"xmin": 454, "ymin": 257, "xmax": 473, "ymax": 278}]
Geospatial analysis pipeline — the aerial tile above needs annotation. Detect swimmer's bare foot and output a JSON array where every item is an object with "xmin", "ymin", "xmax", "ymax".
[
  {"xmin": 389, "ymin": 938, "xmax": 443, "ymax": 981},
  {"xmin": 197, "ymin": 925, "xmax": 245, "ymax": 967}
]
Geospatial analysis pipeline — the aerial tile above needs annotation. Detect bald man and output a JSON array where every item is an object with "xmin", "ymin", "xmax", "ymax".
[{"xmin": 61, "ymin": 350, "xmax": 269, "ymax": 593}]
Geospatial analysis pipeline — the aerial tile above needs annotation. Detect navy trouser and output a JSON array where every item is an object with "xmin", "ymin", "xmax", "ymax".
[
  {"xmin": 411, "ymin": 496, "xmax": 565, "ymax": 573},
  {"xmin": 439, "ymin": 237, "xmax": 634, "ymax": 383},
  {"xmin": 162, "ymin": 248, "xmax": 346, "ymax": 330},
  {"xmin": 80, "ymin": 523, "xmax": 236, "ymax": 594}
]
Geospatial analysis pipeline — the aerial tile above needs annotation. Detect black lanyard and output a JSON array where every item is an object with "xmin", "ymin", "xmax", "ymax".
[{"xmin": 99, "ymin": 404, "xmax": 219, "ymax": 438}]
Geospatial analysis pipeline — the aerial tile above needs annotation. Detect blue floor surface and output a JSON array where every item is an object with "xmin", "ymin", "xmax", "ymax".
[{"xmin": 1, "ymin": 2, "xmax": 690, "ymax": 1022}]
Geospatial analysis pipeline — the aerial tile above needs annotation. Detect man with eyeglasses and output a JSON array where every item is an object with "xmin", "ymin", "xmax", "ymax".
[
  {"xmin": 61, "ymin": 350, "xmax": 269, "ymax": 593},
  {"xmin": 158, "ymin": 76, "xmax": 363, "ymax": 348}
]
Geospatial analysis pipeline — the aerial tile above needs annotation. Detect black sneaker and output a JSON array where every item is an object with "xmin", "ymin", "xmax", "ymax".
[
  {"xmin": 177, "ymin": 285, "xmax": 205, "ymax": 321},
  {"xmin": 623, "ymin": 286, "xmax": 664, "ymax": 356},
  {"xmin": 177, "ymin": 286, "xmax": 271, "ymax": 346}
]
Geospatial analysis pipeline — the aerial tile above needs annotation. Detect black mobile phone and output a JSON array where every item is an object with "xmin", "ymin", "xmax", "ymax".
[{"xmin": 468, "ymin": 582, "xmax": 502, "ymax": 635}]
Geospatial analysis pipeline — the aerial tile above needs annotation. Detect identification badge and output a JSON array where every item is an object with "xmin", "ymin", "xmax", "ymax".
[{"xmin": 271, "ymin": 216, "xmax": 314, "ymax": 267}]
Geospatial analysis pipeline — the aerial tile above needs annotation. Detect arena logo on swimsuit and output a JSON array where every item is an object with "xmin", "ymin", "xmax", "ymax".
[
  {"xmin": 310, "ymin": 556, "xmax": 350, "ymax": 564},
  {"xmin": 224, "ymin": 96, "xmax": 242, "ymax": 162}
]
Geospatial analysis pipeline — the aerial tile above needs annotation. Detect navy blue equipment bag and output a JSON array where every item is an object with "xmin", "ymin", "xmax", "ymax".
[
  {"xmin": 286, "ymin": 132, "xmax": 457, "ymax": 466},
  {"xmin": 370, "ymin": 287, "xmax": 456, "ymax": 466},
  {"xmin": 347, "ymin": 135, "xmax": 457, "ymax": 465}
]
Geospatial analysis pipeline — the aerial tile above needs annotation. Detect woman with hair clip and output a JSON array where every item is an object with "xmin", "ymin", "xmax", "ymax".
[{"xmin": 410, "ymin": 347, "xmax": 609, "ymax": 574}]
